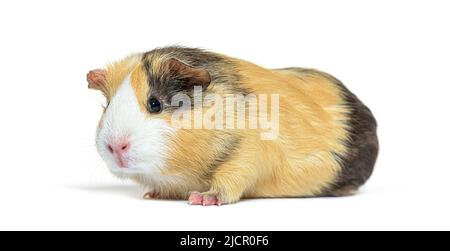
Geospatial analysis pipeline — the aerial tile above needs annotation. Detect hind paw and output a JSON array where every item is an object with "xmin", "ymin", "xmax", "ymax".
[{"xmin": 143, "ymin": 191, "xmax": 160, "ymax": 200}]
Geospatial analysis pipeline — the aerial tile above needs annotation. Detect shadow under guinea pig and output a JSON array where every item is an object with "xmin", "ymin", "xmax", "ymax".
[{"xmin": 69, "ymin": 183, "xmax": 142, "ymax": 199}]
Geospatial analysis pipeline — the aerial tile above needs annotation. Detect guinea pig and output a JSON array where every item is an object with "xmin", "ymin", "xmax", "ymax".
[{"xmin": 87, "ymin": 46, "xmax": 378, "ymax": 206}]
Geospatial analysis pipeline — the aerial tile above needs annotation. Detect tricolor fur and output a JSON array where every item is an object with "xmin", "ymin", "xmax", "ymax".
[{"xmin": 88, "ymin": 46, "xmax": 378, "ymax": 204}]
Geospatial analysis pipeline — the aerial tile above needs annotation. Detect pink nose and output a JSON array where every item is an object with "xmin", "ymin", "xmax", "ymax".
[{"xmin": 107, "ymin": 140, "xmax": 130, "ymax": 168}]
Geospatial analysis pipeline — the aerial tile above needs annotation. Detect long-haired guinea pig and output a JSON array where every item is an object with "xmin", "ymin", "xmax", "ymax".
[{"xmin": 87, "ymin": 46, "xmax": 378, "ymax": 206}]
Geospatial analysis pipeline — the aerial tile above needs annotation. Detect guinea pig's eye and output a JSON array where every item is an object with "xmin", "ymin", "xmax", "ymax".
[{"xmin": 147, "ymin": 97, "xmax": 162, "ymax": 113}]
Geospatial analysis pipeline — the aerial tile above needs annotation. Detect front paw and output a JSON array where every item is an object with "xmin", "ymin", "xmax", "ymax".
[{"xmin": 188, "ymin": 191, "xmax": 223, "ymax": 206}]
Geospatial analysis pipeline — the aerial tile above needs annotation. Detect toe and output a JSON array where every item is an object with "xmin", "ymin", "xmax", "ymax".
[
  {"xmin": 188, "ymin": 192, "xmax": 203, "ymax": 205},
  {"xmin": 143, "ymin": 191, "xmax": 160, "ymax": 199},
  {"xmin": 202, "ymin": 194, "xmax": 219, "ymax": 206}
]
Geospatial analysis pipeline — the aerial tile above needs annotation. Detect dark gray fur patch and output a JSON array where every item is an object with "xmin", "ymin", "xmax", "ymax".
[
  {"xmin": 329, "ymin": 80, "xmax": 379, "ymax": 194},
  {"xmin": 142, "ymin": 46, "xmax": 251, "ymax": 111},
  {"xmin": 324, "ymin": 72, "xmax": 379, "ymax": 194},
  {"xmin": 280, "ymin": 68, "xmax": 379, "ymax": 195}
]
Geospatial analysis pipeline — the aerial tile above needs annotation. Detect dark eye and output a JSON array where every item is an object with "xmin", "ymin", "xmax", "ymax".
[{"xmin": 147, "ymin": 97, "xmax": 162, "ymax": 113}]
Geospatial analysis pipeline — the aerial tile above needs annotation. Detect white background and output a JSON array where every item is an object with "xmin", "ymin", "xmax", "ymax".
[{"xmin": 0, "ymin": 0, "xmax": 449, "ymax": 230}]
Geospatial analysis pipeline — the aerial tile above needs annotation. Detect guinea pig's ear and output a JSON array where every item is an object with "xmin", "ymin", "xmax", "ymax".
[
  {"xmin": 164, "ymin": 58, "xmax": 211, "ymax": 90},
  {"xmin": 87, "ymin": 69, "xmax": 108, "ymax": 93}
]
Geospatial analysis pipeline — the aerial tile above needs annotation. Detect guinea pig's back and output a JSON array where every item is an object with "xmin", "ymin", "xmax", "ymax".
[{"xmin": 274, "ymin": 67, "xmax": 379, "ymax": 196}]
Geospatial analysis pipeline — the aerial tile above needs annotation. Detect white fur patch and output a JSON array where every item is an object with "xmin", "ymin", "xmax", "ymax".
[{"xmin": 96, "ymin": 76, "xmax": 175, "ymax": 179}]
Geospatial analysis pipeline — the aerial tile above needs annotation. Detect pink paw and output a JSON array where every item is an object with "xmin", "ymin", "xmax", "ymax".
[
  {"xmin": 188, "ymin": 192, "xmax": 222, "ymax": 206},
  {"xmin": 143, "ymin": 191, "xmax": 160, "ymax": 199}
]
